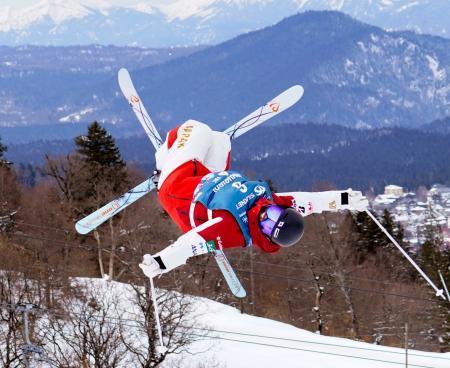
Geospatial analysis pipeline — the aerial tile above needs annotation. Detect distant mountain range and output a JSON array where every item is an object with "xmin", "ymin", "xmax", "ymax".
[
  {"xmin": 0, "ymin": 11, "xmax": 449, "ymax": 138},
  {"xmin": 2, "ymin": 11, "xmax": 448, "ymax": 132},
  {"xmin": 0, "ymin": 44, "xmax": 204, "ymax": 75},
  {"xmin": 0, "ymin": 44, "xmax": 202, "ymax": 129},
  {"xmin": 0, "ymin": 0, "xmax": 449, "ymax": 47},
  {"xmin": 421, "ymin": 116, "xmax": 450, "ymax": 135}
]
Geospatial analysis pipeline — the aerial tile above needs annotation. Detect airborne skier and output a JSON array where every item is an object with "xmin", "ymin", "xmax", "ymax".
[
  {"xmin": 139, "ymin": 120, "xmax": 368, "ymax": 278},
  {"xmin": 76, "ymin": 68, "xmax": 446, "ymax": 324}
]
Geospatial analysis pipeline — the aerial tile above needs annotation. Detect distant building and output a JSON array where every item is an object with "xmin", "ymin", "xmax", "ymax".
[
  {"xmin": 370, "ymin": 183, "xmax": 450, "ymax": 249},
  {"xmin": 384, "ymin": 185, "xmax": 404, "ymax": 197}
]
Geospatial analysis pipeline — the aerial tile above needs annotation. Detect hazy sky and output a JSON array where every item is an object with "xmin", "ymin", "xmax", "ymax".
[{"xmin": 1, "ymin": 0, "xmax": 173, "ymax": 9}]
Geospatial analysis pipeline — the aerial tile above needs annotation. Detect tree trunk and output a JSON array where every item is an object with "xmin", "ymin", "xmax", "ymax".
[
  {"xmin": 108, "ymin": 219, "xmax": 116, "ymax": 280},
  {"xmin": 94, "ymin": 230, "xmax": 105, "ymax": 278},
  {"xmin": 311, "ymin": 268, "xmax": 324, "ymax": 334},
  {"xmin": 325, "ymin": 215, "xmax": 360, "ymax": 339},
  {"xmin": 250, "ymin": 247, "xmax": 256, "ymax": 314},
  {"xmin": 335, "ymin": 270, "xmax": 360, "ymax": 339}
]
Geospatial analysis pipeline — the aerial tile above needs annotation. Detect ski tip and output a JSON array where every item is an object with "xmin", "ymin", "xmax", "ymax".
[
  {"xmin": 75, "ymin": 221, "xmax": 93, "ymax": 235},
  {"xmin": 118, "ymin": 67, "xmax": 128, "ymax": 75},
  {"xmin": 290, "ymin": 84, "xmax": 305, "ymax": 100},
  {"xmin": 234, "ymin": 288, "xmax": 247, "ymax": 298},
  {"xmin": 117, "ymin": 68, "xmax": 130, "ymax": 83},
  {"xmin": 269, "ymin": 85, "xmax": 304, "ymax": 111}
]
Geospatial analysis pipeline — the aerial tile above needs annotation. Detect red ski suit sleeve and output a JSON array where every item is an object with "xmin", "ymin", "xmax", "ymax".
[{"xmin": 157, "ymin": 127, "xmax": 293, "ymax": 253}]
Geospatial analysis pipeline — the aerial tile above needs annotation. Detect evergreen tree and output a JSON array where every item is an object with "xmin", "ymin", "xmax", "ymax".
[
  {"xmin": 73, "ymin": 122, "xmax": 131, "ymax": 279},
  {"xmin": 354, "ymin": 211, "xmax": 381, "ymax": 260},
  {"xmin": 381, "ymin": 209, "xmax": 394, "ymax": 238},
  {"xmin": 419, "ymin": 220, "xmax": 450, "ymax": 351},
  {"xmin": 0, "ymin": 138, "xmax": 19, "ymax": 232},
  {"xmin": 0, "ymin": 137, "xmax": 7, "ymax": 163},
  {"xmin": 378, "ymin": 209, "xmax": 415, "ymax": 279},
  {"xmin": 74, "ymin": 122, "xmax": 129, "ymax": 210},
  {"xmin": 353, "ymin": 209, "xmax": 404, "ymax": 261},
  {"xmin": 353, "ymin": 209, "xmax": 412, "ymax": 279},
  {"xmin": 380, "ymin": 209, "xmax": 406, "ymax": 247},
  {"xmin": 0, "ymin": 137, "xmax": 13, "ymax": 168},
  {"xmin": 420, "ymin": 222, "xmax": 444, "ymax": 282},
  {"xmin": 75, "ymin": 122, "xmax": 125, "ymax": 170},
  {"xmin": 419, "ymin": 207, "xmax": 450, "ymax": 284}
]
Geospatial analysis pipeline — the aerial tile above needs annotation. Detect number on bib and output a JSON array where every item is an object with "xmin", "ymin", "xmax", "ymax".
[{"xmin": 232, "ymin": 182, "xmax": 248, "ymax": 193}]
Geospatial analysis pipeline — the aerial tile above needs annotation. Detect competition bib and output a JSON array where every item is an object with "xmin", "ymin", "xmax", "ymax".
[{"xmin": 193, "ymin": 171, "xmax": 273, "ymax": 246}]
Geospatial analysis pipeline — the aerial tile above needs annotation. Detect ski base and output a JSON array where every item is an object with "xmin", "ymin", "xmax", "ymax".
[
  {"xmin": 223, "ymin": 85, "xmax": 304, "ymax": 140},
  {"xmin": 118, "ymin": 68, "xmax": 163, "ymax": 150},
  {"xmin": 206, "ymin": 241, "xmax": 246, "ymax": 298},
  {"xmin": 75, "ymin": 176, "xmax": 157, "ymax": 234}
]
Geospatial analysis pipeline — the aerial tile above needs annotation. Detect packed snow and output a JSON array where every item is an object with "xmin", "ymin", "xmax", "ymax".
[{"xmin": 71, "ymin": 278, "xmax": 450, "ymax": 368}]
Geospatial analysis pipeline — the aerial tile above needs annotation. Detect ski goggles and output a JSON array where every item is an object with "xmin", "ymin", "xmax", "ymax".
[{"xmin": 259, "ymin": 205, "xmax": 284, "ymax": 238}]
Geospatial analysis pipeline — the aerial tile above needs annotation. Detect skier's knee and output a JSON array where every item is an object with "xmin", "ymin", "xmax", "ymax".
[{"xmin": 204, "ymin": 131, "xmax": 231, "ymax": 172}]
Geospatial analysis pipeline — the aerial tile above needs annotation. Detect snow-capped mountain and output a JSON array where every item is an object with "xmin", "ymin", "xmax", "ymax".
[
  {"xmin": 0, "ymin": 0, "xmax": 449, "ymax": 47},
  {"xmin": 297, "ymin": 0, "xmax": 450, "ymax": 37},
  {"xmin": 0, "ymin": 0, "xmax": 297, "ymax": 46},
  {"xmin": 0, "ymin": 1, "xmax": 98, "ymax": 32}
]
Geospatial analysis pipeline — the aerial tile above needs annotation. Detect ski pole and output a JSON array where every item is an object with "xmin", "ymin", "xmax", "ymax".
[
  {"xmin": 438, "ymin": 269, "xmax": 450, "ymax": 302},
  {"xmin": 365, "ymin": 209, "xmax": 446, "ymax": 300},
  {"xmin": 149, "ymin": 275, "xmax": 167, "ymax": 353}
]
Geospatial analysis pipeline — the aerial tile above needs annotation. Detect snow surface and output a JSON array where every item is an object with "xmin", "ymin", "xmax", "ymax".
[
  {"xmin": 0, "ymin": 0, "xmax": 94, "ymax": 32},
  {"xmin": 76, "ymin": 278, "xmax": 450, "ymax": 368},
  {"xmin": 58, "ymin": 107, "xmax": 95, "ymax": 123}
]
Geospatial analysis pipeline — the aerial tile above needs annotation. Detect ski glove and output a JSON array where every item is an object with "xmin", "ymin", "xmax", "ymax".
[
  {"xmin": 344, "ymin": 189, "xmax": 369, "ymax": 212},
  {"xmin": 139, "ymin": 254, "xmax": 163, "ymax": 279},
  {"xmin": 322, "ymin": 189, "xmax": 369, "ymax": 212},
  {"xmin": 139, "ymin": 231, "xmax": 206, "ymax": 278}
]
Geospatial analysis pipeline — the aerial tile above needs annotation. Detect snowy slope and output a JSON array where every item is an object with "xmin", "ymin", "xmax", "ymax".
[
  {"xmin": 0, "ymin": 0, "xmax": 449, "ymax": 46},
  {"xmin": 76, "ymin": 278, "xmax": 450, "ymax": 368},
  {"xmin": 191, "ymin": 298, "xmax": 449, "ymax": 368}
]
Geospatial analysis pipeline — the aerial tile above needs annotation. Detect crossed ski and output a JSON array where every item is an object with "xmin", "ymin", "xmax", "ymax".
[
  {"xmin": 76, "ymin": 68, "xmax": 304, "ymax": 300},
  {"xmin": 76, "ymin": 71, "xmax": 302, "ymax": 236}
]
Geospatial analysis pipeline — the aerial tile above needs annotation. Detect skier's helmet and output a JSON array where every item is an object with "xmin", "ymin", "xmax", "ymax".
[{"xmin": 258, "ymin": 205, "xmax": 304, "ymax": 247}]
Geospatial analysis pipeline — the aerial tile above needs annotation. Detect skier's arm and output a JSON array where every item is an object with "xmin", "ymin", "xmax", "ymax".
[
  {"xmin": 278, "ymin": 189, "xmax": 368, "ymax": 216},
  {"xmin": 140, "ymin": 218, "xmax": 223, "ymax": 278}
]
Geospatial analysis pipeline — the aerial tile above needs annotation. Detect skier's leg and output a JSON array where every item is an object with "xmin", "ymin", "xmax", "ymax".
[
  {"xmin": 156, "ymin": 120, "xmax": 213, "ymax": 188},
  {"xmin": 203, "ymin": 130, "xmax": 231, "ymax": 172},
  {"xmin": 156, "ymin": 120, "xmax": 232, "ymax": 188}
]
